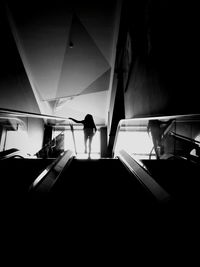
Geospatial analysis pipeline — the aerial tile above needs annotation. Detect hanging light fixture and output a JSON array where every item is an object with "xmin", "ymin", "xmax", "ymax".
[{"xmin": 69, "ymin": 40, "xmax": 74, "ymax": 48}]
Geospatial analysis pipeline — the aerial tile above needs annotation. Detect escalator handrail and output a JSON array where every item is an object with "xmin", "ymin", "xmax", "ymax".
[
  {"xmin": 29, "ymin": 149, "xmax": 75, "ymax": 193},
  {"xmin": 0, "ymin": 107, "xmax": 69, "ymax": 121},
  {"xmin": 117, "ymin": 149, "xmax": 171, "ymax": 203},
  {"xmin": 169, "ymin": 131, "xmax": 200, "ymax": 146}
]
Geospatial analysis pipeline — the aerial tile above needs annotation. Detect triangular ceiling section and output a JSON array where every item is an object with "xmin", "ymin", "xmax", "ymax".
[
  {"xmin": 55, "ymin": 14, "xmax": 110, "ymax": 99},
  {"xmin": 47, "ymin": 100, "xmax": 57, "ymax": 111},
  {"xmin": 8, "ymin": 3, "xmax": 73, "ymax": 100},
  {"xmin": 54, "ymin": 97, "xmax": 74, "ymax": 111},
  {"xmin": 80, "ymin": 68, "xmax": 111, "ymax": 95},
  {"xmin": 76, "ymin": 0, "xmax": 117, "ymax": 65}
]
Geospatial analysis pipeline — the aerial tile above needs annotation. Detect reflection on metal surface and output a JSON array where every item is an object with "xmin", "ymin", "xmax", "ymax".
[
  {"xmin": 114, "ymin": 114, "xmax": 200, "ymax": 163},
  {"xmin": 118, "ymin": 149, "xmax": 171, "ymax": 203},
  {"xmin": 30, "ymin": 150, "xmax": 75, "ymax": 192}
]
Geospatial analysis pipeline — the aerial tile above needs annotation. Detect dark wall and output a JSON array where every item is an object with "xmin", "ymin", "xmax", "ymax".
[
  {"xmin": 0, "ymin": 4, "xmax": 40, "ymax": 113},
  {"xmin": 119, "ymin": 0, "xmax": 200, "ymax": 118}
]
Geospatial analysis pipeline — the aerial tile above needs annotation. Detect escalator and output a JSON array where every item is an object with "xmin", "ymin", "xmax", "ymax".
[
  {"xmin": 50, "ymin": 157, "xmax": 157, "ymax": 212},
  {"xmin": 29, "ymin": 148, "xmax": 172, "ymax": 224}
]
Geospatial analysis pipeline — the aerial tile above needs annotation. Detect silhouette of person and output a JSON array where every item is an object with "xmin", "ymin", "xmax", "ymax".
[{"xmin": 68, "ymin": 114, "xmax": 97, "ymax": 158}]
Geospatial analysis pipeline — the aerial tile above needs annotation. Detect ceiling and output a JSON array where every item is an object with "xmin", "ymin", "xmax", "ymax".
[{"xmin": 6, "ymin": 0, "xmax": 121, "ymax": 125}]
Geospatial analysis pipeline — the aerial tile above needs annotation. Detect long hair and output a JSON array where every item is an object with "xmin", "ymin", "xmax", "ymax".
[{"xmin": 84, "ymin": 114, "xmax": 95, "ymax": 128}]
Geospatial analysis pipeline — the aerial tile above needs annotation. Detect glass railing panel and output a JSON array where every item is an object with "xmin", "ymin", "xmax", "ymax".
[
  {"xmin": 0, "ymin": 108, "xmax": 71, "ymax": 159},
  {"xmin": 0, "ymin": 108, "xmax": 101, "ymax": 160},
  {"xmin": 114, "ymin": 114, "xmax": 200, "ymax": 162}
]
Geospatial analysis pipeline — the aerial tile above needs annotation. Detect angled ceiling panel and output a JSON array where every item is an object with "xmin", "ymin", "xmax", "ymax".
[
  {"xmin": 5, "ymin": 1, "xmax": 121, "ymax": 123},
  {"xmin": 55, "ymin": 15, "xmax": 110, "ymax": 99},
  {"xmin": 80, "ymin": 68, "xmax": 111, "ymax": 95},
  {"xmin": 8, "ymin": 3, "xmax": 73, "ymax": 100},
  {"xmin": 76, "ymin": 0, "xmax": 117, "ymax": 65}
]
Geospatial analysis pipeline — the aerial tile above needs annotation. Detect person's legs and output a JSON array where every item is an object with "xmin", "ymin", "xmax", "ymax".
[
  {"xmin": 88, "ymin": 135, "xmax": 93, "ymax": 158},
  {"xmin": 84, "ymin": 133, "xmax": 88, "ymax": 153},
  {"xmin": 84, "ymin": 129, "xmax": 94, "ymax": 157}
]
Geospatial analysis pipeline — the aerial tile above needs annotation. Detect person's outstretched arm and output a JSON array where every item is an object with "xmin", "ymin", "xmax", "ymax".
[{"xmin": 68, "ymin": 117, "xmax": 84, "ymax": 123}]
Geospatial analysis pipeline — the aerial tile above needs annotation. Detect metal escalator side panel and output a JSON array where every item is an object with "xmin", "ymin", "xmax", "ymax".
[
  {"xmin": 117, "ymin": 149, "xmax": 171, "ymax": 203},
  {"xmin": 30, "ymin": 150, "xmax": 75, "ymax": 193}
]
